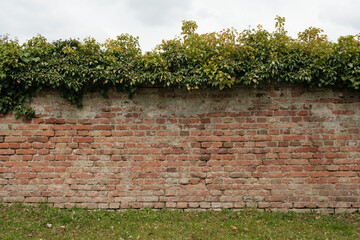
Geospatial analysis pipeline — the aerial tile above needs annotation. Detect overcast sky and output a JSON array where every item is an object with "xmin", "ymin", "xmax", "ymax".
[{"xmin": 1, "ymin": 0, "xmax": 360, "ymax": 51}]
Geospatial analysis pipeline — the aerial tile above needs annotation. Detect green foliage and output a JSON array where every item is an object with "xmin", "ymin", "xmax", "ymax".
[{"xmin": 1, "ymin": 16, "xmax": 360, "ymax": 117}]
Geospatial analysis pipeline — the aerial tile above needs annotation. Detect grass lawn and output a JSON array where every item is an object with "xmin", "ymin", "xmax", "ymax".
[{"xmin": 1, "ymin": 203, "xmax": 359, "ymax": 240}]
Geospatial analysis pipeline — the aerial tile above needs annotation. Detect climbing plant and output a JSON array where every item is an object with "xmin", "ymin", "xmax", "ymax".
[{"xmin": 0, "ymin": 16, "xmax": 359, "ymax": 118}]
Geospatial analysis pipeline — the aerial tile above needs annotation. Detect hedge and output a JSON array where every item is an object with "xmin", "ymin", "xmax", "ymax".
[{"xmin": 1, "ymin": 16, "xmax": 359, "ymax": 118}]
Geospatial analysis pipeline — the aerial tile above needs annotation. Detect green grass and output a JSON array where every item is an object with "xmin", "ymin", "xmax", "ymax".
[{"xmin": 1, "ymin": 203, "xmax": 359, "ymax": 240}]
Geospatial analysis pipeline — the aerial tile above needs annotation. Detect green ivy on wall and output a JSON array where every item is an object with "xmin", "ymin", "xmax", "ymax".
[{"xmin": 1, "ymin": 16, "xmax": 359, "ymax": 118}]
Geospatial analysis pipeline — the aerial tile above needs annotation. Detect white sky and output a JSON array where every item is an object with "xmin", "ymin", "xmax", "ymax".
[{"xmin": 1, "ymin": 0, "xmax": 360, "ymax": 51}]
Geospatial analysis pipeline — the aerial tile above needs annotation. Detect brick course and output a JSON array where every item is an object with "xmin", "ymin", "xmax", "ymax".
[{"xmin": 0, "ymin": 86, "xmax": 360, "ymax": 212}]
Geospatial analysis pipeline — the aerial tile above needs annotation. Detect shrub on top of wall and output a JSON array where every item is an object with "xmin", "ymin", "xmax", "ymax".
[{"xmin": 0, "ymin": 16, "xmax": 359, "ymax": 118}]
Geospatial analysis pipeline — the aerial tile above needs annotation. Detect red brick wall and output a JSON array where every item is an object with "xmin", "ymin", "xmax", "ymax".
[{"xmin": 1, "ymin": 86, "xmax": 360, "ymax": 213}]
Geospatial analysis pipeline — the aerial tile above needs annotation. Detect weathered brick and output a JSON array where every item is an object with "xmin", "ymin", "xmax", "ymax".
[
  {"xmin": 0, "ymin": 149, "xmax": 15, "ymax": 155},
  {"xmin": 229, "ymin": 172, "xmax": 251, "ymax": 178},
  {"xmin": 5, "ymin": 137, "xmax": 26, "ymax": 143},
  {"xmin": 190, "ymin": 172, "xmax": 207, "ymax": 179},
  {"xmin": 28, "ymin": 137, "xmax": 49, "ymax": 143},
  {"xmin": 0, "ymin": 87, "xmax": 359, "ymax": 211}
]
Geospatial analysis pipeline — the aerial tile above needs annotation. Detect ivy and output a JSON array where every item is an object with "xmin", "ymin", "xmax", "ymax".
[{"xmin": 1, "ymin": 16, "xmax": 359, "ymax": 118}]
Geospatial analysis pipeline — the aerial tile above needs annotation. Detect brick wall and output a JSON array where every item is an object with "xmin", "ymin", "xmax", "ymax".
[{"xmin": 0, "ymin": 86, "xmax": 359, "ymax": 213}]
